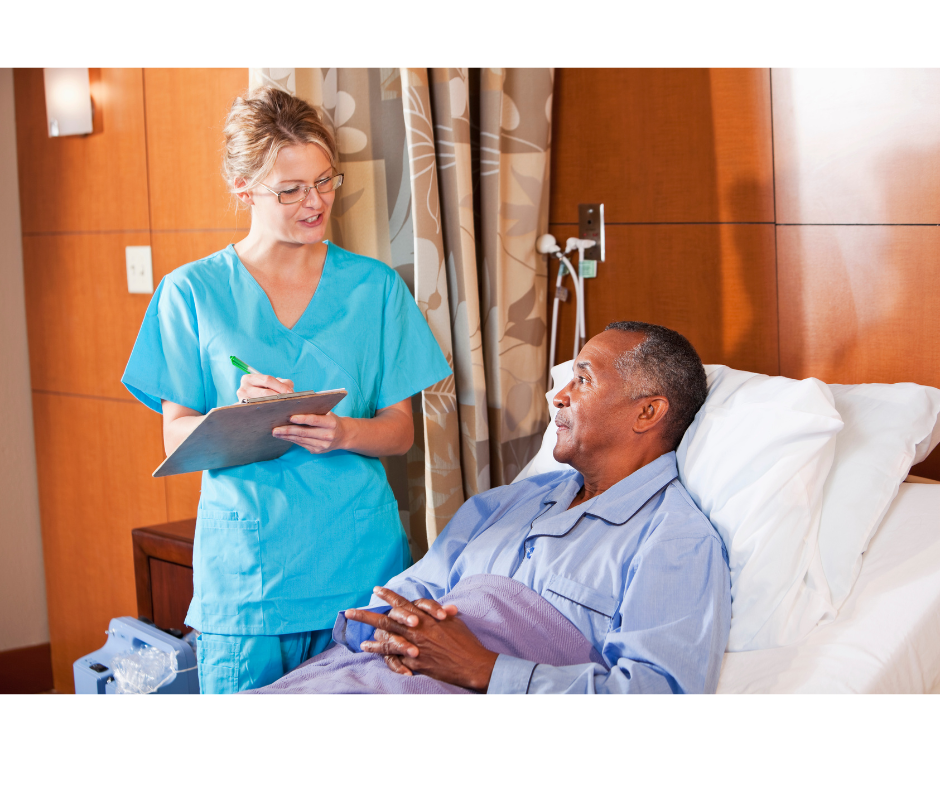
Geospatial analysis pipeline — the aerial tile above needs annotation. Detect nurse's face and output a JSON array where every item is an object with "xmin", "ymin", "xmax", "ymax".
[{"xmin": 242, "ymin": 143, "xmax": 336, "ymax": 246}]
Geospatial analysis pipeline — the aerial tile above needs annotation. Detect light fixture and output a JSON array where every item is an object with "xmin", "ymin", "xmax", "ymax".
[{"xmin": 43, "ymin": 68, "xmax": 93, "ymax": 137}]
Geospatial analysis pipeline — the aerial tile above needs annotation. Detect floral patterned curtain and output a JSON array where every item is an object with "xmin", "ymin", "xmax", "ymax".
[{"xmin": 249, "ymin": 68, "xmax": 553, "ymax": 559}]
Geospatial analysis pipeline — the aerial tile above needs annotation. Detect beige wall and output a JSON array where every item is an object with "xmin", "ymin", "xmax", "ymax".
[{"xmin": 0, "ymin": 68, "xmax": 48, "ymax": 651}]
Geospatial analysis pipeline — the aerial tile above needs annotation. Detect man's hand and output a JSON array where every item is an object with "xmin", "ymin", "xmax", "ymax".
[{"xmin": 345, "ymin": 587, "xmax": 499, "ymax": 691}]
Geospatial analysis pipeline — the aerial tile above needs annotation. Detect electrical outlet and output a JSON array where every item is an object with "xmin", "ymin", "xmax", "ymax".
[
  {"xmin": 126, "ymin": 246, "xmax": 153, "ymax": 294},
  {"xmin": 578, "ymin": 203, "xmax": 605, "ymax": 262}
]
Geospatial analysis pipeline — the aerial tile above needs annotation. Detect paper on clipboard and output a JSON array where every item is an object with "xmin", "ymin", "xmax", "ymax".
[{"xmin": 152, "ymin": 388, "xmax": 347, "ymax": 477}]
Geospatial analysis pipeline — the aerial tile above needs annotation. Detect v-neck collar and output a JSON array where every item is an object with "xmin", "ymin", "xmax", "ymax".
[{"xmin": 228, "ymin": 241, "xmax": 330, "ymax": 335}]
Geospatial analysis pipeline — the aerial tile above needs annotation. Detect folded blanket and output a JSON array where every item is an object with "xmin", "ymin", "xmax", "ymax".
[{"xmin": 248, "ymin": 574, "xmax": 606, "ymax": 694}]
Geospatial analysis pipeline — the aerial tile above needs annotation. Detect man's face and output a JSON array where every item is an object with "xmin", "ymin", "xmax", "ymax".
[{"xmin": 552, "ymin": 331, "xmax": 644, "ymax": 472}]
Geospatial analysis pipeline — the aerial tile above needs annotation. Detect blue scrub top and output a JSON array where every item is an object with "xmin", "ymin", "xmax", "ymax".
[{"xmin": 122, "ymin": 243, "xmax": 452, "ymax": 635}]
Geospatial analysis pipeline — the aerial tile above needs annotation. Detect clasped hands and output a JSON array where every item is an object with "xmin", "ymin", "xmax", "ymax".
[{"xmin": 345, "ymin": 587, "xmax": 498, "ymax": 692}]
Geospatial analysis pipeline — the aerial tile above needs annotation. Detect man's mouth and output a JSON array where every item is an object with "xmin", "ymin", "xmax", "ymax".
[{"xmin": 555, "ymin": 414, "xmax": 570, "ymax": 431}]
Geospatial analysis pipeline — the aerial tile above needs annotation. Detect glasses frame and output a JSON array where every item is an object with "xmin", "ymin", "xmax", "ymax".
[{"xmin": 259, "ymin": 173, "xmax": 345, "ymax": 204}]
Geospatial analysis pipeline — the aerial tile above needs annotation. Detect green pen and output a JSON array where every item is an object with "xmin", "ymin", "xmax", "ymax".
[{"xmin": 230, "ymin": 355, "xmax": 263, "ymax": 376}]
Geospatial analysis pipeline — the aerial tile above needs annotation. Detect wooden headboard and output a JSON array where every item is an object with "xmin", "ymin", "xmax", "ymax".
[{"xmin": 548, "ymin": 68, "xmax": 940, "ymax": 480}]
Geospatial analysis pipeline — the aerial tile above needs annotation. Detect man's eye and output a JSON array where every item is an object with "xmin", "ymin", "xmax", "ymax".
[{"xmin": 577, "ymin": 376, "xmax": 586, "ymax": 384}]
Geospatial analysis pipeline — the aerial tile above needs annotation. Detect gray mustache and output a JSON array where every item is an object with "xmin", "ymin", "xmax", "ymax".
[{"xmin": 554, "ymin": 413, "xmax": 570, "ymax": 429}]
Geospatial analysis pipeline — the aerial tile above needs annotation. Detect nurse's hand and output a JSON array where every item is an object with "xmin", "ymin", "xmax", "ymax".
[
  {"xmin": 272, "ymin": 412, "xmax": 348, "ymax": 453},
  {"xmin": 236, "ymin": 373, "xmax": 294, "ymax": 401},
  {"xmin": 272, "ymin": 398, "xmax": 413, "ymax": 457}
]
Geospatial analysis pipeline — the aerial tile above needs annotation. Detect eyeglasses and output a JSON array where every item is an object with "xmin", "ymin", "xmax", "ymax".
[{"xmin": 259, "ymin": 173, "xmax": 344, "ymax": 204}]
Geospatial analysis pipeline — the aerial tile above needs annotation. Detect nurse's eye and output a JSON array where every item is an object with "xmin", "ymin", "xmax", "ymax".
[{"xmin": 281, "ymin": 187, "xmax": 300, "ymax": 196}]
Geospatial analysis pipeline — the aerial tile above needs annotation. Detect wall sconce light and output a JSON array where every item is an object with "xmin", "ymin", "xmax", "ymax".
[{"xmin": 43, "ymin": 68, "xmax": 94, "ymax": 137}]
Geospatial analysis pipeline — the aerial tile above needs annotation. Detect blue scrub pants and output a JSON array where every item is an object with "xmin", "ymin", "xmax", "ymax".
[{"xmin": 196, "ymin": 629, "xmax": 334, "ymax": 693}]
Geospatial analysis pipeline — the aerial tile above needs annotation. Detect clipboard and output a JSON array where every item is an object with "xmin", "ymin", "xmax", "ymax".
[{"xmin": 152, "ymin": 388, "xmax": 347, "ymax": 477}]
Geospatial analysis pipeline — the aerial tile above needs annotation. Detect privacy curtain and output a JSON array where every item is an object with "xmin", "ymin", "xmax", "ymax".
[{"xmin": 249, "ymin": 68, "xmax": 553, "ymax": 559}]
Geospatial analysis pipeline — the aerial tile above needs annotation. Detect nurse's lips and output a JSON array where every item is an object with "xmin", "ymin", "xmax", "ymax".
[{"xmin": 301, "ymin": 213, "xmax": 322, "ymax": 225}]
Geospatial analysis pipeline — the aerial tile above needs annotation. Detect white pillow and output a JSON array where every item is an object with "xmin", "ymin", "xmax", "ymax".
[
  {"xmin": 677, "ymin": 366, "xmax": 843, "ymax": 651},
  {"xmin": 515, "ymin": 361, "xmax": 845, "ymax": 652},
  {"xmin": 818, "ymin": 383, "xmax": 940, "ymax": 608}
]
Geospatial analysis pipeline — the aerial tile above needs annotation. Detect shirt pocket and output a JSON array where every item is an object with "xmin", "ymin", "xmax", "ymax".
[
  {"xmin": 353, "ymin": 501, "xmax": 406, "ymax": 586},
  {"xmin": 543, "ymin": 572, "xmax": 619, "ymax": 652},
  {"xmin": 193, "ymin": 510, "xmax": 262, "ymax": 617}
]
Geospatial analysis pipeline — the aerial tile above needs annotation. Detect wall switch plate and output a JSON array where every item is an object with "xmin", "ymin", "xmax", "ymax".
[
  {"xmin": 578, "ymin": 203, "xmax": 605, "ymax": 261},
  {"xmin": 125, "ymin": 246, "xmax": 153, "ymax": 294}
]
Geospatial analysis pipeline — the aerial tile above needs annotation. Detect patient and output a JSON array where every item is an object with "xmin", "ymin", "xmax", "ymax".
[{"xmin": 253, "ymin": 321, "xmax": 731, "ymax": 694}]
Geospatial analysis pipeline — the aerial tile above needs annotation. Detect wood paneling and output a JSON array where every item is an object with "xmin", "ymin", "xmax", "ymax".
[
  {"xmin": 772, "ymin": 69, "xmax": 940, "ymax": 224},
  {"xmin": 165, "ymin": 473, "xmax": 203, "ymax": 522},
  {"xmin": 32, "ymin": 393, "xmax": 167, "ymax": 692},
  {"xmin": 151, "ymin": 229, "xmax": 248, "ymax": 276},
  {"xmin": 548, "ymin": 223, "xmax": 779, "ymax": 374},
  {"xmin": 911, "ymin": 451, "xmax": 940, "ymax": 482},
  {"xmin": 14, "ymin": 69, "xmax": 149, "ymax": 234},
  {"xmin": 550, "ymin": 68, "xmax": 774, "ymax": 223},
  {"xmin": 23, "ymin": 232, "xmax": 152, "ymax": 400},
  {"xmin": 778, "ymin": 225, "xmax": 940, "ymax": 386},
  {"xmin": 144, "ymin": 68, "xmax": 248, "ymax": 231}
]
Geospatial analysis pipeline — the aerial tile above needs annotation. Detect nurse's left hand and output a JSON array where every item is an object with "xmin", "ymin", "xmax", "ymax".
[{"xmin": 272, "ymin": 412, "xmax": 349, "ymax": 453}]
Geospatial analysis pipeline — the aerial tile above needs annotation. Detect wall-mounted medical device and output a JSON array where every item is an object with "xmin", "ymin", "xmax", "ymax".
[
  {"xmin": 538, "ymin": 233, "xmax": 595, "ymax": 380},
  {"xmin": 578, "ymin": 203, "xmax": 605, "ymax": 263}
]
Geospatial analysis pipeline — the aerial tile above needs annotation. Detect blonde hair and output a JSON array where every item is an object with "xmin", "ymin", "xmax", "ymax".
[{"xmin": 222, "ymin": 86, "xmax": 337, "ymax": 196}]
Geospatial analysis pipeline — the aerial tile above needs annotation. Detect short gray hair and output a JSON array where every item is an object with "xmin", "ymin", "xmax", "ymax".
[{"xmin": 604, "ymin": 321, "xmax": 707, "ymax": 450}]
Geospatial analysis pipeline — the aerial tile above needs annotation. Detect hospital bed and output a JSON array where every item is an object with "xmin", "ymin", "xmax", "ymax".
[
  {"xmin": 718, "ymin": 478, "xmax": 940, "ymax": 693},
  {"xmin": 518, "ymin": 360, "xmax": 940, "ymax": 693}
]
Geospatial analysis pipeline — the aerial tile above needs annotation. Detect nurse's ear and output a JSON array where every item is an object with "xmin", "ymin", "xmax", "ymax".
[{"xmin": 233, "ymin": 177, "xmax": 255, "ymax": 207}]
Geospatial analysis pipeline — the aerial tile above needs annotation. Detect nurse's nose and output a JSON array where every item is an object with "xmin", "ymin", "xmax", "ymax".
[{"xmin": 302, "ymin": 186, "xmax": 326, "ymax": 208}]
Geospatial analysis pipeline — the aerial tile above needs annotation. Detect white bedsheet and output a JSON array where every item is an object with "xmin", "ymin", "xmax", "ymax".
[{"xmin": 717, "ymin": 482, "xmax": 940, "ymax": 693}]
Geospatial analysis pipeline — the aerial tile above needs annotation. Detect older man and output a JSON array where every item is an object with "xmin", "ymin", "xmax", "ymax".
[{"xmin": 338, "ymin": 321, "xmax": 731, "ymax": 694}]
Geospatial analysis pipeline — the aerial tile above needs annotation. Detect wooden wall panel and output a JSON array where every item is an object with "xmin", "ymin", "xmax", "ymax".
[
  {"xmin": 772, "ymin": 69, "xmax": 940, "ymax": 224},
  {"xmin": 151, "ymin": 229, "xmax": 248, "ymax": 275},
  {"xmin": 550, "ymin": 68, "xmax": 774, "ymax": 223},
  {"xmin": 32, "ymin": 393, "xmax": 167, "ymax": 692},
  {"xmin": 166, "ymin": 473, "xmax": 202, "ymax": 522},
  {"xmin": 23, "ymin": 232, "xmax": 151, "ymax": 400},
  {"xmin": 778, "ymin": 225, "xmax": 940, "ymax": 385},
  {"xmin": 548, "ymin": 223, "xmax": 779, "ymax": 374},
  {"xmin": 144, "ymin": 69, "xmax": 248, "ymax": 231},
  {"xmin": 14, "ymin": 69, "xmax": 149, "ymax": 234}
]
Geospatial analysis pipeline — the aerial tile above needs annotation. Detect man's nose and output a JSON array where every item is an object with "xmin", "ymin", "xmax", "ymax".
[{"xmin": 553, "ymin": 380, "xmax": 573, "ymax": 409}]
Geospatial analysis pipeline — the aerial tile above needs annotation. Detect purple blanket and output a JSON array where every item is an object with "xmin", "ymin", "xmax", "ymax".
[{"xmin": 248, "ymin": 574, "xmax": 605, "ymax": 694}]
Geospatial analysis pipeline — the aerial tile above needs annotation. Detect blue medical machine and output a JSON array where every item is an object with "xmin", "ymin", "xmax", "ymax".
[{"xmin": 73, "ymin": 616, "xmax": 199, "ymax": 694}]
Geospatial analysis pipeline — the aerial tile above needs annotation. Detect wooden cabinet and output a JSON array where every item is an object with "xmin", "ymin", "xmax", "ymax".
[{"xmin": 132, "ymin": 519, "xmax": 196, "ymax": 634}]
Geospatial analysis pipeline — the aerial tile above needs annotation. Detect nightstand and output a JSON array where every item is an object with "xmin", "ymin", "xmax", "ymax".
[{"xmin": 131, "ymin": 519, "xmax": 196, "ymax": 634}]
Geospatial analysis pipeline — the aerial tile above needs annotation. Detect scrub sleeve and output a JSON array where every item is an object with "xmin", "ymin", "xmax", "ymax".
[{"xmin": 122, "ymin": 243, "xmax": 452, "ymax": 692}]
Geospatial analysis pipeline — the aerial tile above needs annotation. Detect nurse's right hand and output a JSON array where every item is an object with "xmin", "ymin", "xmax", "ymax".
[{"xmin": 236, "ymin": 373, "xmax": 295, "ymax": 401}]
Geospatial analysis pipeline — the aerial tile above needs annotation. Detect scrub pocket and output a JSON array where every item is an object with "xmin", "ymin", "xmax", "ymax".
[
  {"xmin": 193, "ymin": 510, "xmax": 262, "ymax": 618},
  {"xmin": 196, "ymin": 634, "xmax": 238, "ymax": 694},
  {"xmin": 544, "ymin": 573, "xmax": 619, "ymax": 651},
  {"xmin": 354, "ymin": 501, "xmax": 407, "ymax": 582}
]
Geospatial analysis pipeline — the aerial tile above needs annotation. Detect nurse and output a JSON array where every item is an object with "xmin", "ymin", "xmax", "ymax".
[{"xmin": 122, "ymin": 86, "xmax": 452, "ymax": 693}]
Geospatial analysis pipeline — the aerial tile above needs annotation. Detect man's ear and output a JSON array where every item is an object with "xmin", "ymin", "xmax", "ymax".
[{"xmin": 633, "ymin": 396, "xmax": 669, "ymax": 434}]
